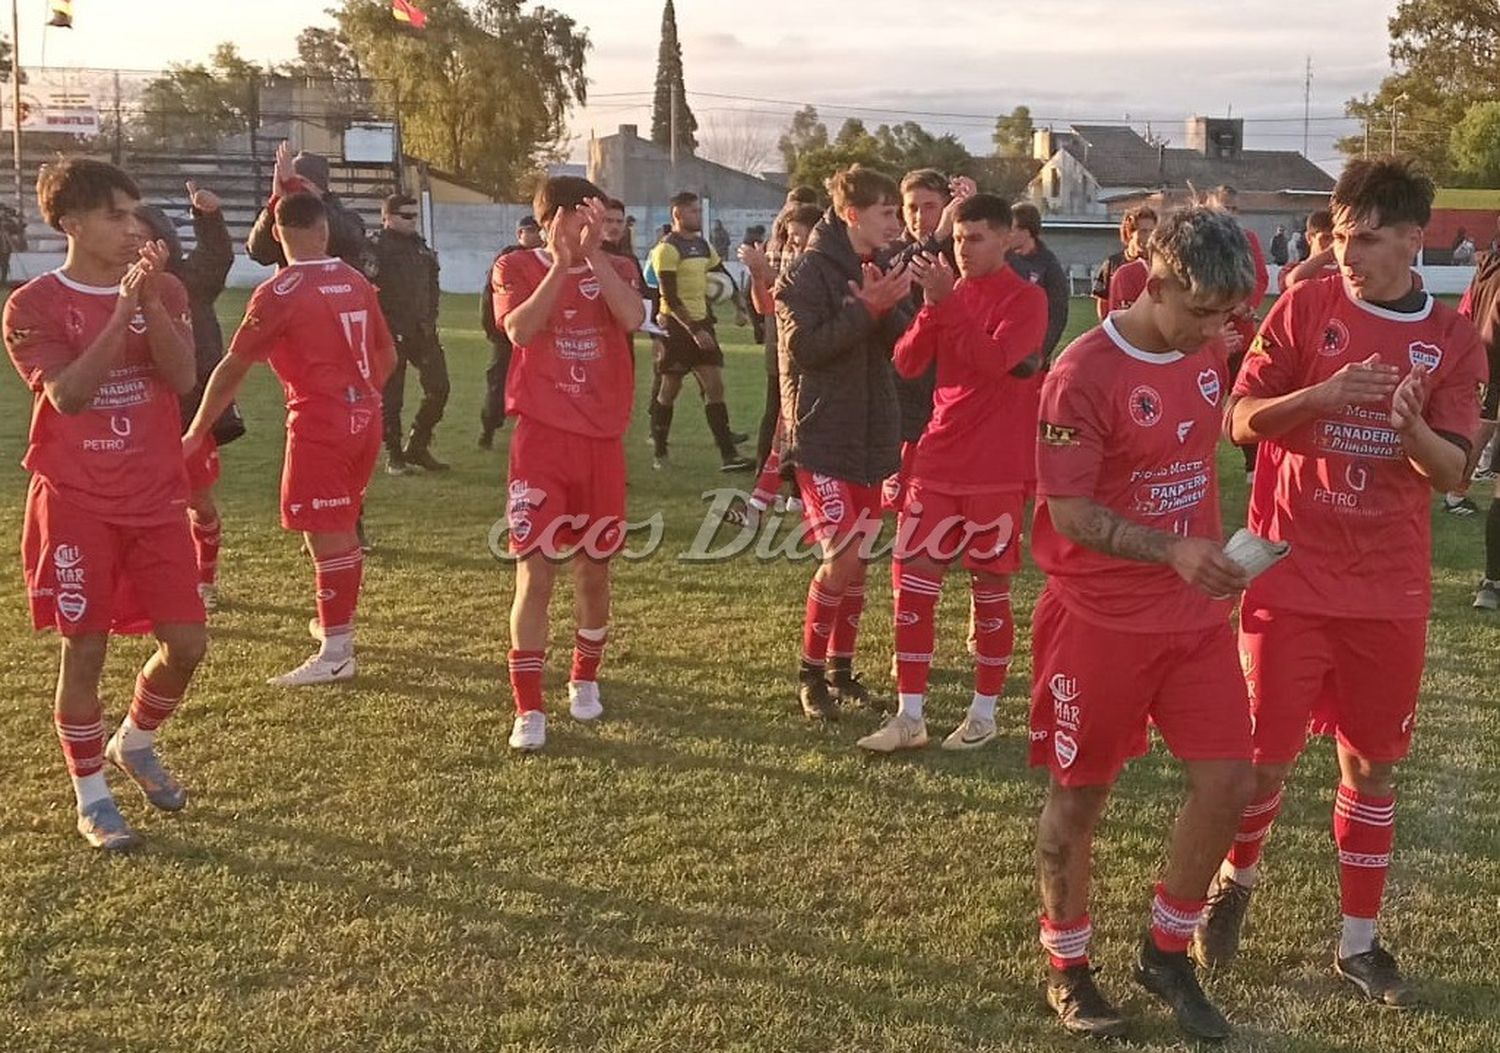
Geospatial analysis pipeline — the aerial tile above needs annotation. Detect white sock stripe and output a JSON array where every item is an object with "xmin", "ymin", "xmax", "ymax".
[
  {"xmin": 1151, "ymin": 898, "xmax": 1204, "ymax": 935},
  {"xmin": 1243, "ymin": 792, "xmax": 1284, "ymax": 818},
  {"xmin": 827, "ymin": 649, "xmax": 854, "ymax": 659},
  {"xmin": 898, "ymin": 575, "xmax": 943, "ymax": 595},
  {"xmin": 135, "ymin": 686, "xmax": 180, "ymax": 706},
  {"xmin": 1334, "ymin": 803, "xmax": 1396, "ymax": 825},
  {"xmin": 1338, "ymin": 851, "xmax": 1392, "ymax": 868},
  {"xmin": 56, "ymin": 723, "xmax": 105, "ymax": 740},
  {"xmin": 844, "ymin": 584, "xmax": 866, "ymax": 596},
  {"xmin": 314, "ymin": 558, "xmax": 364, "ymax": 574},
  {"xmin": 1039, "ymin": 922, "xmax": 1093, "ymax": 956},
  {"xmin": 894, "ymin": 651, "xmax": 933, "ymax": 663},
  {"xmin": 576, "ymin": 626, "xmax": 609, "ymax": 643},
  {"xmin": 1233, "ymin": 829, "xmax": 1271, "ymax": 843},
  {"xmin": 972, "ymin": 591, "xmax": 1011, "ymax": 602},
  {"xmin": 508, "ymin": 660, "xmax": 546, "ymax": 671},
  {"xmin": 809, "ymin": 585, "xmax": 843, "ymax": 606},
  {"xmin": 974, "ymin": 654, "xmax": 1012, "ymax": 667}
]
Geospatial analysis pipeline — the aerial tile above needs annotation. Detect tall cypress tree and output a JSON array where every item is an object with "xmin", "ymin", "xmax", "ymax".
[{"xmin": 650, "ymin": 0, "xmax": 698, "ymax": 156}]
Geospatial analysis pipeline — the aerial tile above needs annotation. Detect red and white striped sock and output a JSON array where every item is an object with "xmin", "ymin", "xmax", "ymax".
[
  {"xmin": 570, "ymin": 626, "xmax": 607, "ymax": 684},
  {"xmin": 313, "ymin": 546, "xmax": 363, "ymax": 658},
  {"xmin": 828, "ymin": 583, "xmax": 866, "ymax": 664},
  {"xmin": 116, "ymin": 671, "xmax": 186, "ymax": 751},
  {"xmin": 893, "ymin": 568, "xmax": 941, "ymax": 717},
  {"xmin": 1149, "ymin": 883, "xmax": 1206, "ymax": 954},
  {"xmin": 971, "ymin": 579, "xmax": 1013, "ymax": 708},
  {"xmin": 55, "ymin": 708, "xmax": 109, "ymax": 810},
  {"xmin": 191, "ymin": 514, "xmax": 221, "ymax": 586},
  {"xmin": 1334, "ymin": 784, "xmax": 1395, "ymax": 956},
  {"xmin": 801, "ymin": 578, "xmax": 844, "ymax": 672},
  {"xmin": 508, "ymin": 649, "xmax": 546, "ymax": 714},
  {"xmin": 1223, "ymin": 788, "xmax": 1283, "ymax": 886},
  {"xmin": 1040, "ymin": 913, "xmax": 1093, "ymax": 970},
  {"xmin": 750, "ymin": 447, "xmax": 782, "ymax": 511}
]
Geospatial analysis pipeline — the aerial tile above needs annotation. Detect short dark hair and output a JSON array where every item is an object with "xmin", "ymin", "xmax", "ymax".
[
  {"xmin": 37, "ymin": 158, "xmax": 140, "ymax": 231},
  {"xmin": 900, "ymin": 168, "xmax": 949, "ymax": 199},
  {"xmin": 787, "ymin": 203, "xmax": 822, "ymax": 230},
  {"xmin": 517, "ymin": 216, "xmax": 540, "ymax": 231},
  {"xmin": 383, "ymin": 192, "xmax": 417, "ymax": 216},
  {"xmin": 1011, "ymin": 201, "xmax": 1043, "ymax": 239},
  {"xmin": 786, "ymin": 185, "xmax": 821, "ymax": 206},
  {"xmin": 954, "ymin": 194, "xmax": 1013, "ymax": 229},
  {"xmin": 670, "ymin": 190, "xmax": 699, "ymax": 211},
  {"xmin": 1307, "ymin": 209, "xmax": 1333, "ymax": 235},
  {"xmin": 275, "ymin": 192, "xmax": 328, "ymax": 230},
  {"xmin": 828, "ymin": 165, "xmax": 900, "ymax": 212},
  {"xmin": 533, "ymin": 175, "xmax": 604, "ymax": 223},
  {"xmin": 604, "ymin": 197, "xmax": 626, "ymax": 213},
  {"xmin": 1331, "ymin": 156, "xmax": 1434, "ymax": 229}
]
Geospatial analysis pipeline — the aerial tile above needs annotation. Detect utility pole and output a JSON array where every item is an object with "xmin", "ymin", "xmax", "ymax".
[
  {"xmin": 1302, "ymin": 56, "xmax": 1312, "ymax": 156},
  {"xmin": 1390, "ymin": 92, "xmax": 1409, "ymax": 155},
  {"xmin": 10, "ymin": 0, "xmax": 23, "ymax": 221},
  {"xmin": 669, "ymin": 80, "xmax": 679, "ymax": 177}
]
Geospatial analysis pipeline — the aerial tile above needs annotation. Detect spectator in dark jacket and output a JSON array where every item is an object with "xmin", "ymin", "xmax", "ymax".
[
  {"xmin": 479, "ymin": 215, "xmax": 545, "ymax": 448},
  {"xmin": 0, "ymin": 202, "xmax": 25, "ymax": 285},
  {"xmin": 1091, "ymin": 205, "xmax": 1156, "ymax": 319},
  {"xmin": 1007, "ymin": 201, "xmax": 1071, "ymax": 366},
  {"xmin": 137, "ymin": 182, "xmax": 240, "ymax": 610},
  {"xmin": 246, "ymin": 141, "xmax": 367, "ymax": 269},
  {"xmin": 776, "ymin": 165, "xmax": 913, "ymax": 721},
  {"xmin": 1269, "ymin": 224, "xmax": 1289, "ymax": 265}
]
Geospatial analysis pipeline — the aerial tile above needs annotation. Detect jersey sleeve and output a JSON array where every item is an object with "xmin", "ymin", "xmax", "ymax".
[
  {"xmin": 3, "ymin": 285, "xmax": 72, "ymax": 391},
  {"xmin": 493, "ymin": 252, "xmax": 540, "ymax": 328},
  {"xmin": 1036, "ymin": 354, "xmax": 1111, "ymax": 499},
  {"xmin": 228, "ymin": 281, "xmax": 288, "ymax": 362},
  {"xmin": 1425, "ymin": 320, "xmax": 1486, "ymax": 447},
  {"xmin": 649, "ymin": 242, "xmax": 681, "ymax": 275},
  {"xmin": 1234, "ymin": 287, "xmax": 1308, "ymax": 399}
]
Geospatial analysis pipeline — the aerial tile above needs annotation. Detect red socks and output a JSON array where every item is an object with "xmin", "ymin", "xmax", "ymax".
[
  {"xmin": 1227, "ymin": 789, "xmax": 1283, "ymax": 870},
  {"xmin": 894, "ymin": 568, "xmax": 941, "ymax": 694},
  {"xmin": 1334, "ymin": 785, "xmax": 1395, "ymax": 919},
  {"xmin": 750, "ymin": 447, "xmax": 782, "ymax": 511},
  {"xmin": 191, "ymin": 515, "xmax": 221, "ymax": 586},
  {"xmin": 129, "ymin": 671, "xmax": 184, "ymax": 732},
  {"xmin": 971, "ymin": 580, "xmax": 1013, "ymax": 696},
  {"xmin": 828, "ymin": 583, "xmax": 865, "ymax": 663},
  {"xmin": 1040, "ymin": 914, "xmax": 1092, "ymax": 969},
  {"xmin": 1150, "ymin": 883, "xmax": 1206, "ymax": 954},
  {"xmin": 571, "ymin": 628, "xmax": 607, "ymax": 683},
  {"xmin": 54, "ymin": 708, "xmax": 105, "ymax": 777},
  {"xmin": 802, "ymin": 579, "xmax": 844, "ymax": 670},
  {"xmin": 313, "ymin": 546, "xmax": 363, "ymax": 640},
  {"xmin": 508, "ymin": 649, "xmax": 545, "ymax": 714}
]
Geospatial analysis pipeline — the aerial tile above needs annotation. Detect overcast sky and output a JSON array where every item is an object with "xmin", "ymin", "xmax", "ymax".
[{"xmin": 22, "ymin": 0, "xmax": 1401, "ymax": 173}]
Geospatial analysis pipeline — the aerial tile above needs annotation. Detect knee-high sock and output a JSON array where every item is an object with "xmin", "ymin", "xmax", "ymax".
[
  {"xmin": 55, "ymin": 706, "xmax": 108, "ymax": 809},
  {"xmin": 971, "ymin": 578, "xmax": 1013, "ymax": 698},
  {"xmin": 508, "ymin": 649, "xmax": 545, "ymax": 714},
  {"xmin": 1150, "ymin": 883, "xmax": 1206, "ymax": 954},
  {"xmin": 313, "ymin": 546, "xmax": 363, "ymax": 656},
  {"xmin": 1334, "ymin": 785, "xmax": 1395, "ymax": 920},
  {"xmin": 801, "ymin": 578, "xmax": 844, "ymax": 671},
  {"xmin": 116, "ymin": 670, "xmax": 186, "ymax": 751},
  {"xmin": 894, "ymin": 568, "xmax": 942, "ymax": 696},
  {"xmin": 750, "ymin": 446, "xmax": 782, "ymax": 511},
  {"xmin": 570, "ymin": 626, "xmax": 607, "ymax": 684},
  {"xmin": 191, "ymin": 515, "xmax": 221, "ymax": 586},
  {"xmin": 1224, "ymin": 789, "xmax": 1283, "ymax": 880},
  {"xmin": 705, "ymin": 401, "xmax": 737, "ymax": 458},
  {"xmin": 828, "ymin": 583, "xmax": 865, "ymax": 663}
]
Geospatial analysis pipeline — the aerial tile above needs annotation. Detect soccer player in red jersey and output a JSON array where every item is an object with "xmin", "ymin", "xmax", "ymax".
[
  {"xmin": 1198, "ymin": 158, "xmax": 1487, "ymax": 1005},
  {"xmin": 4, "ymin": 159, "xmax": 206, "ymax": 851},
  {"xmin": 857, "ymin": 194, "xmax": 1045, "ymax": 753},
  {"xmin": 1277, "ymin": 208, "xmax": 1336, "ymax": 292},
  {"xmin": 492, "ymin": 176, "xmax": 644, "ymax": 752},
  {"xmin": 186, "ymin": 193, "xmax": 395, "ymax": 687},
  {"xmin": 1092, "ymin": 206, "xmax": 1156, "ymax": 320},
  {"xmin": 1030, "ymin": 206, "xmax": 1256, "ymax": 1041},
  {"xmin": 1107, "ymin": 254, "xmax": 1149, "ymax": 312},
  {"xmin": 1209, "ymin": 186, "xmax": 1271, "ymax": 482}
]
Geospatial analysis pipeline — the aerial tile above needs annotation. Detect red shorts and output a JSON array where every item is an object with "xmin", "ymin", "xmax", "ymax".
[
  {"xmin": 1239, "ymin": 603, "xmax": 1427, "ymax": 764},
  {"xmin": 21, "ymin": 477, "xmax": 204, "ymax": 637},
  {"xmin": 1029, "ymin": 587, "xmax": 1251, "ymax": 786},
  {"xmin": 795, "ymin": 469, "xmax": 883, "ymax": 552},
  {"xmin": 896, "ymin": 482, "xmax": 1025, "ymax": 575},
  {"xmin": 507, "ymin": 416, "xmax": 627, "ymax": 559},
  {"xmin": 184, "ymin": 435, "xmax": 221, "ymax": 492},
  {"xmin": 281, "ymin": 421, "xmax": 381, "ymax": 534},
  {"xmin": 881, "ymin": 441, "xmax": 920, "ymax": 513}
]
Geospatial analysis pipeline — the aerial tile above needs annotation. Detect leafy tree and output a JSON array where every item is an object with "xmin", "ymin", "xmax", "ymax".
[
  {"xmin": 1450, "ymin": 100, "xmax": 1500, "ymax": 187},
  {"xmin": 992, "ymin": 105, "xmax": 1033, "ymax": 158},
  {"xmin": 336, "ymin": 0, "xmax": 588, "ymax": 198},
  {"xmin": 135, "ymin": 43, "xmax": 264, "ymax": 150},
  {"xmin": 834, "ymin": 117, "xmax": 868, "ymax": 147},
  {"xmin": 650, "ymin": 0, "xmax": 697, "ymax": 156},
  {"xmin": 777, "ymin": 105, "xmax": 827, "ymax": 173},
  {"xmin": 286, "ymin": 27, "xmax": 363, "ymax": 81}
]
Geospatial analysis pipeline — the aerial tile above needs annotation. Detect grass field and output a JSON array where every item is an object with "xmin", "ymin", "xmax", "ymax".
[{"xmin": 1, "ymin": 290, "xmax": 1498, "ymax": 1052}]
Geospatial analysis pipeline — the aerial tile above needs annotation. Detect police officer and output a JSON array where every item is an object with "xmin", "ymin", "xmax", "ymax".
[{"xmin": 369, "ymin": 193, "xmax": 449, "ymax": 473}]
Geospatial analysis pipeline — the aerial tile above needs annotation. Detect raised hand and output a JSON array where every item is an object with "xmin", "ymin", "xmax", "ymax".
[
  {"xmin": 547, "ymin": 208, "xmax": 576, "ymax": 269},
  {"xmin": 848, "ymin": 261, "xmax": 911, "ymax": 316},
  {"xmin": 909, "ymin": 251, "xmax": 956, "ymax": 304},
  {"xmin": 576, "ymin": 197, "xmax": 607, "ymax": 258},
  {"xmin": 186, "ymin": 180, "xmax": 221, "ymax": 214},
  {"xmin": 133, "ymin": 239, "xmax": 170, "ymax": 304},
  {"xmin": 273, "ymin": 140, "xmax": 295, "ymax": 194},
  {"xmin": 738, "ymin": 241, "xmax": 772, "ymax": 285},
  {"xmin": 1316, "ymin": 353, "xmax": 1401, "ymax": 410},
  {"xmin": 1390, "ymin": 365, "xmax": 1430, "ymax": 434},
  {"xmin": 935, "ymin": 176, "xmax": 979, "ymax": 241}
]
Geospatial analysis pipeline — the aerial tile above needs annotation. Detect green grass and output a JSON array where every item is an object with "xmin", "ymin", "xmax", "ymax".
[{"xmin": 1, "ymin": 293, "xmax": 1497, "ymax": 1052}]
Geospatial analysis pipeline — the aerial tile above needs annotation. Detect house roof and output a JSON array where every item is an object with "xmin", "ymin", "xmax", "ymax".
[{"xmin": 1059, "ymin": 124, "xmax": 1334, "ymax": 193}]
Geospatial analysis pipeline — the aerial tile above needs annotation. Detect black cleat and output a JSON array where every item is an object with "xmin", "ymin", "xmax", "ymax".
[
  {"xmin": 829, "ymin": 667, "xmax": 883, "ymax": 713},
  {"xmin": 1134, "ymin": 936, "xmax": 1232, "ymax": 1041},
  {"xmin": 404, "ymin": 446, "xmax": 451, "ymax": 472},
  {"xmin": 477, "ymin": 430, "xmax": 495, "ymax": 450},
  {"xmin": 798, "ymin": 672, "xmax": 839, "ymax": 722},
  {"xmin": 1192, "ymin": 873, "xmax": 1254, "ymax": 969},
  {"xmin": 720, "ymin": 455, "xmax": 756, "ymax": 473},
  {"xmin": 1336, "ymin": 943, "xmax": 1416, "ymax": 1008},
  {"xmin": 1046, "ymin": 965, "xmax": 1128, "ymax": 1039},
  {"xmin": 729, "ymin": 430, "xmax": 750, "ymax": 445}
]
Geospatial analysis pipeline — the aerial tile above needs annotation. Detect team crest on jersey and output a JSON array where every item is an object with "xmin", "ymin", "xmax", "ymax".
[
  {"xmin": 1197, "ymin": 369, "xmax": 1221, "ymax": 407},
  {"xmin": 128, "ymin": 310, "xmax": 148, "ymax": 335},
  {"xmin": 1039, "ymin": 420, "xmax": 1077, "ymax": 446},
  {"xmin": 273, "ymin": 269, "xmax": 305, "ymax": 296},
  {"xmin": 578, "ymin": 276, "xmax": 601, "ymax": 300},
  {"xmin": 65, "ymin": 305, "xmax": 85, "ymax": 338},
  {"xmin": 810, "ymin": 473, "xmax": 845, "ymax": 524},
  {"xmin": 1408, "ymin": 341, "xmax": 1442, "ymax": 371},
  {"xmin": 1127, "ymin": 384, "xmax": 1162, "ymax": 427},
  {"xmin": 57, "ymin": 590, "xmax": 87, "ymax": 622},
  {"xmin": 1320, "ymin": 318, "xmax": 1350, "ymax": 357}
]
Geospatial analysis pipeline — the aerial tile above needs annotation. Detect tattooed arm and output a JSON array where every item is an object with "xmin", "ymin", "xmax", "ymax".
[{"xmin": 1047, "ymin": 495, "xmax": 1249, "ymax": 597}]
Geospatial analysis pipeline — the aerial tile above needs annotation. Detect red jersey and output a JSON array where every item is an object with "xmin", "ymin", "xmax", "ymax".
[
  {"xmin": 493, "ymin": 248, "xmax": 639, "ymax": 440},
  {"xmin": 1245, "ymin": 229, "xmax": 1269, "ymax": 311},
  {"xmin": 229, "ymin": 259, "xmax": 392, "ymax": 434},
  {"xmin": 4, "ymin": 270, "xmax": 193, "ymax": 526},
  {"xmin": 1236, "ymin": 274, "xmax": 1485, "ymax": 618},
  {"xmin": 1033, "ymin": 318, "xmax": 1233, "ymax": 633},
  {"xmin": 892, "ymin": 266, "xmax": 1047, "ymax": 492},
  {"xmin": 1278, "ymin": 260, "xmax": 1339, "ymax": 293},
  {"xmin": 1108, "ymin": 258, "xmax": 1148, "ymax": 312}
]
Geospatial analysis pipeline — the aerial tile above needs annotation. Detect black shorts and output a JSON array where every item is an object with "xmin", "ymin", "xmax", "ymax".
[
  {"xmin": 1484, "ymin": 339, "xmax": 1500, "ymax": 422},
  {"xmin": 659, "ymin": 322, "xmax": 724, "ymax": 376}
]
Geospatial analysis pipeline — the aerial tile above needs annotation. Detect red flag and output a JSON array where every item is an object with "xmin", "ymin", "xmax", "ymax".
[{"xmin": 391, "ymin": 0, "xmax": 427, "ymax": 29}]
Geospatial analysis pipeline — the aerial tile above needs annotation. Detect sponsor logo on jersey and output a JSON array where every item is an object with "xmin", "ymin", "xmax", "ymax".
[
  {"xmin": 53, "ymin": 544, "xmax": 83, "ymax": 570},
  {"xmin": 273, "ymin": 269, "xmax": 305, "ymax": 296},
  {"xmin": 1408, "ymin": 341, "xmax": 1442, "ymax": 371},
  {"xmin": 1049, "ymin": 672, "xmax": 1079, "ymax": 704},
  {"xmin": 1320, "ymin": 318, "xmax": 1350, "ymax": 357},
  {"xmin": 1247, "ymin": 332, "xmax": 1274, "ymax": 358},
  {"xmin": 1197, "ymin": 369, "xmax": 1221, "ymax": 407},
  {"xmin": 1127, "ymin": 384, "xmax": 1163, "ymax": 427},
  {"xmin": 1039, "ymin": 420, "xmax": 1077, "ymax": 446},
  {"xmin": 1177, "ymin": 420, "xmax": 1195, "ymax": 443}
]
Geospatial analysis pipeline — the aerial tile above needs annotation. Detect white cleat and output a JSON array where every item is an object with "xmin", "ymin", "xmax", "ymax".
[
  {"xmin": 509, "ymin": 711, "xmax": 547, "ymax": 751},
  {"xmin": 267, "ymin": 652, "xmax": 356, "ymax": 687},
  {"xmin": 856, "ymin": 713, "xmax": 928, "ymax": 753},
  {"xmin": 568, "ymin": 681, "xmax": 604, "ymax": 722},
  {"xmin": 941, "ymin": 715, "xmax": 998, "ymax": 751}
]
